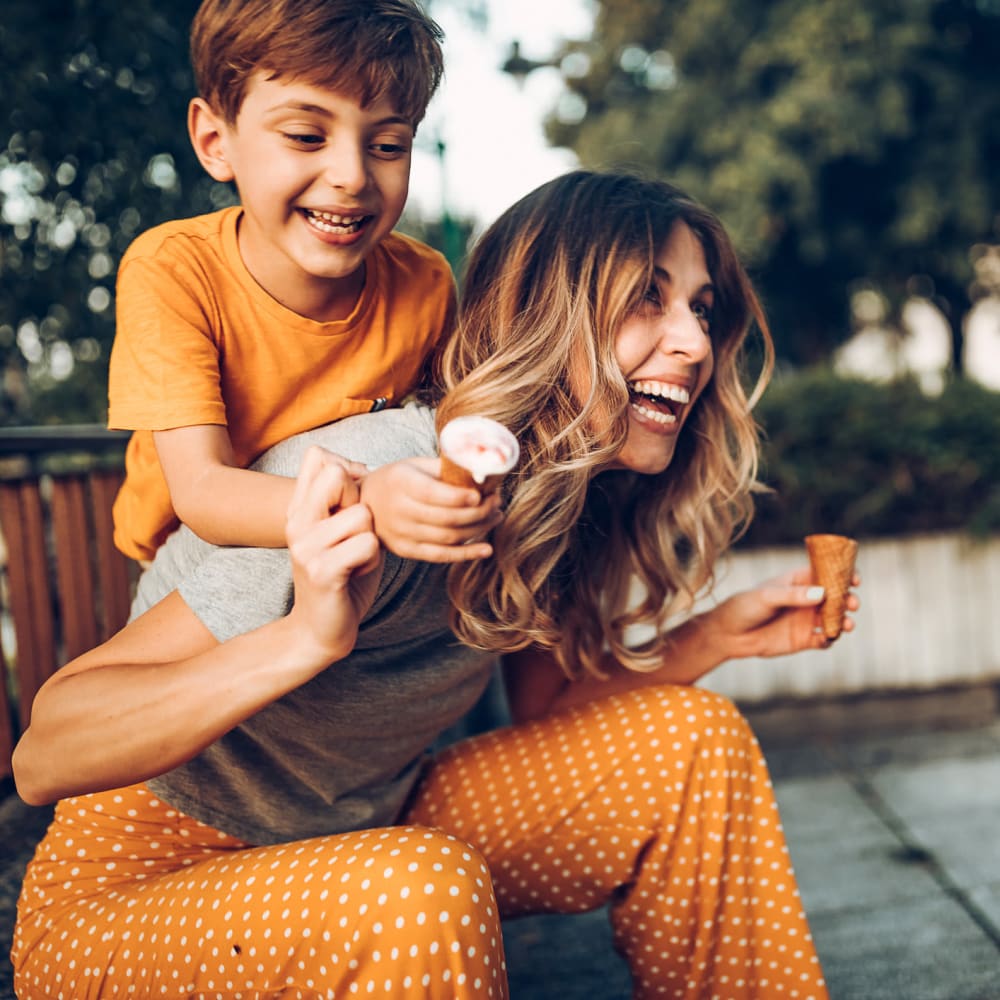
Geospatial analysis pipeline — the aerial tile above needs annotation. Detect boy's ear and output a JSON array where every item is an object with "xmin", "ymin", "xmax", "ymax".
[{"xmin": 188, "ymin": 98, "xmax": 236, "ymax": 182}]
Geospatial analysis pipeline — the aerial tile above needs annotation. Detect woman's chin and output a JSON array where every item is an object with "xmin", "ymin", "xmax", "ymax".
[{"xmin": 613, "ymin": 443, "xmax": 678, "ymax": 476}]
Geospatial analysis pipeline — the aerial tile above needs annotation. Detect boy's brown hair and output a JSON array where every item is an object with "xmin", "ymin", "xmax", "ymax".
[{"xmin": 190, "ymin": 0, "xmax": 445, "ymax": 127}]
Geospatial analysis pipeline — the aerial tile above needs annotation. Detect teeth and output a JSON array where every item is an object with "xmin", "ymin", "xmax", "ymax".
[
  {"xmin": 309, "ymin": 209, "xmax": 365, "ymax": 224},
  {"xmin": 631, "ymin": 401, "xmax": 677, "ymax": 425},
  {"xmin": 304, "ymin": 209, "xmax": 366, "ymax": 233},
  {"xmin": 630, "ymin": 379, "xmax": 690, "ymax": 404}
]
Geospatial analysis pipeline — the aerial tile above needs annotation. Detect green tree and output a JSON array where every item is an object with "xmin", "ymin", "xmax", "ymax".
[
  {"xmin": 548, "ymin": 0, "xmax": 1000, "ymax": 367},
  {"xmin": 0, "ymin": 0, "xmax": 214, "ymax": 425}
]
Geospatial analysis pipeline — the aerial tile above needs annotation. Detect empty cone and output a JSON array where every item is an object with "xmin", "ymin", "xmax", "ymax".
[{"xmin": 805, "ymin": 533, "xmax": 858, "ymax": 639}]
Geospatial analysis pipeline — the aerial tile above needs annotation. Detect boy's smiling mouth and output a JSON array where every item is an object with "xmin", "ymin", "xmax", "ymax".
[{"xmin": 302, "ymin": 208, "xmax": 369, "ymax": 235}]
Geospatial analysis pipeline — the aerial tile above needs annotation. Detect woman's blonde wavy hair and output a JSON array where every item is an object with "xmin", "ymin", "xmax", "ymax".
[{"xmin": 429, "ymin": 170, "xmax": 774, "ymax": 679}]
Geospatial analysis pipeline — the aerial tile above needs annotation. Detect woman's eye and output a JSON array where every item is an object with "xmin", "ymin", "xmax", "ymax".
[{"xmin": 693, "ymin": 301, "xmax": 714, "ymax": 328}]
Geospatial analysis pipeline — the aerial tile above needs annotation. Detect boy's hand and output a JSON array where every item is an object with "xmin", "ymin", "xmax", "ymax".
[{"xmin": 361, "ymin": 457, "xmax": 503, "ymax": 563}]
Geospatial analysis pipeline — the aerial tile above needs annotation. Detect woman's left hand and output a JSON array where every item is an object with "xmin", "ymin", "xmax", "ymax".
[
  {"xmin": 699, "ymin": 565, "xmax": 861, "ymax": 661},
  {"xmin": 286, "ymin": 446, "xmax": 384, "ymax": 664}
]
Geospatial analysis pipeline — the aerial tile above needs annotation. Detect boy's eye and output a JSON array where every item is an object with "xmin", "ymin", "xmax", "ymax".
[
  {"xmin": 283, "ymin": 132, "xmax": 325, "ymax": 146},
  {"xmin": 370, "ymin": 141, "xmax": 411, "ymax": 159}
]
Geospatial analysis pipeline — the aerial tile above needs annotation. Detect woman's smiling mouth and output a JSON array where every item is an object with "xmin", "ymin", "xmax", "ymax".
[{"xmin": 628, "ymin": 379, "xmax": 690, "ymax": 426}]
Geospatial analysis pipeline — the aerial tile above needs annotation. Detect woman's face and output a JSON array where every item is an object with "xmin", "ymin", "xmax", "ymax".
[{"xmin": 609, "ymin": 220, "xmax": 715, "ymax": 475}]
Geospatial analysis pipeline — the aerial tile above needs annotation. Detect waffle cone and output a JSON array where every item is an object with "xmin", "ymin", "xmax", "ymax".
[
  {"xmin": 805, "ymin": 534, "xmax": 858, "ymax": 639},
  {"xmin": 439, "ymin": 454, "xmax": 507, "ymax": 496}
]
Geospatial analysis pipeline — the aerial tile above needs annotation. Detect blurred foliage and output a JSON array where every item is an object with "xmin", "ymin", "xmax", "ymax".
[
  {"xmin": 0, "ymin": 0, "xmax": 211, "ymax": 425},
  {"xmin": 742, "ymin": 371, "xmax": 1000, "ymax": 547},
  {"xmin": 549, "ymin": 0, "xmax": 1000, "ymax": 369},
  {"xmin": 0, "ymin": 0, "xmax": 475, "ymax": 427}
]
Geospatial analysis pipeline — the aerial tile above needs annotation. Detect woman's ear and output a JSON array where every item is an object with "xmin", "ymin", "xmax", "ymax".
[{"xmin": 187, "ymin": 98, "xmax": 235, "ymax": 183}]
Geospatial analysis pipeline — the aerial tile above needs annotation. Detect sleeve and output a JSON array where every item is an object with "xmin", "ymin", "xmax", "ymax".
[
  {"xmin": 108, "ymin": 249, "xmax": 228, "ymax": 431},
  {"xmin": 178, "ymin": 545, "xmax": 295, "ymax": 643},
  {"xmin": 417, "ymin": 242, "xmax": 457, "ymax": 353}
]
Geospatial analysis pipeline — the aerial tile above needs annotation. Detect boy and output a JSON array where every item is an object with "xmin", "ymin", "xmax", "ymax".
[{"xmin": 108, "ymin": 0, "xmax": 497, "ymax": 564}]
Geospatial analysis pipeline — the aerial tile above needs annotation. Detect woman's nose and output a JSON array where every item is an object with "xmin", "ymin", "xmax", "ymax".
[{"xmin": 658, "ymin": 307, "xmax": 711, "ymax": 361}]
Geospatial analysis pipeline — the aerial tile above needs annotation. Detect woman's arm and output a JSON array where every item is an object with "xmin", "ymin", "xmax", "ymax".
[
  {"xmin": 504, "ymin": 567, "xmax": 859, "ymax": 724},
  {"xmin": 12, "ymin": 448, "xmax": 381, "ymax": 805}
]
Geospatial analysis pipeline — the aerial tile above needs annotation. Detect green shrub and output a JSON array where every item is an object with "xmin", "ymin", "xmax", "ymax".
[{"xmin": 739, "ymin": 370, "xmax": 1000, "ymax": 548}]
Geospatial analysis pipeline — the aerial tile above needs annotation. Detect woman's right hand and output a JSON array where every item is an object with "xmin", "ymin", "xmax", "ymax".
[
  {"xmin": 11, "ymin": 449, "xmax": 383, "ymax": 806},
  {"xmin": 285, "ymin": 446, "xmax": 383, "ymax": 663}
]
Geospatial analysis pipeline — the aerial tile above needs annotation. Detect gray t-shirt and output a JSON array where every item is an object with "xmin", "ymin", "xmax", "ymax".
[{"xmin": 137, "ymin": 403, "xmax": 495, "ymax": 845}]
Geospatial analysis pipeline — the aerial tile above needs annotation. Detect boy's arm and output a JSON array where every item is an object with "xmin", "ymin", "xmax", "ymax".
[
  {"xmin": 360, "ymin": 457, "xmax": 503, "ymax": 563},
  {"xmin": 155, "ymin": 424, "xmax": 336, "ymax": 548}
]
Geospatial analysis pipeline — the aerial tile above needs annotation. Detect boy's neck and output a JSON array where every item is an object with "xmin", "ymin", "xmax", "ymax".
[
  {"xmin": 235, "ymin": 211, "xmax": 368, "ymax": 322},
  {"xmin": 269, "ymin": 266, "xmax": 367, "ymax": 323}
]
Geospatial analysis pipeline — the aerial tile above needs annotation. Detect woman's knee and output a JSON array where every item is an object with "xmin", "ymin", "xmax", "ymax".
[
  {"xmin": 315, "ymin": 826, "xmax": 506, "ymax": 996},
  {"xmin": 594, "ymin": 684, "xmax": 759, "ymax": 775},
  {"xmin": 313, "ymin": 825, "xmax": 500, "ymax": 938}
]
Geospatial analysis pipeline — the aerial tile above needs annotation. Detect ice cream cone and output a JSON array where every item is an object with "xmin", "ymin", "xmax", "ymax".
[
  {"xmin": 438, "ymin": 416, "xmax": 519, "ymax": 496},
  {"xmin": 439, "ymin": 454, "xmax": 507, "ymax": 495},
  {"xmin": 805, "ymin": 534, "xmax": 858, "ymax": 639}
]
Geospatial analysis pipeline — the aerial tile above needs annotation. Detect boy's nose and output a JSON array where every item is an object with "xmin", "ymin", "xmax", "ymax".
[{"xmin": 322, "ymin": 141, "xmax": 369, "ymax": 196}]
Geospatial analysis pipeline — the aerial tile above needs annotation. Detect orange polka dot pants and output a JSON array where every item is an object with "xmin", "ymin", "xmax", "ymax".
[
  {"xmin": 12, "ymin": 801, "xmax": 506, "ymax": 999},
  {"xmin": 12, "ymin": 685, "xmax": 827, "ymax": 999},
  {"xmin": 407, "ymin": 686, "xmax": 828, "ymax": 999}
]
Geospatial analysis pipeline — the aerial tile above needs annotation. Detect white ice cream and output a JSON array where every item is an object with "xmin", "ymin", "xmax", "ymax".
[{"xmin": 439, "ymin": 416, "xmax": 519, "ymax": 484}]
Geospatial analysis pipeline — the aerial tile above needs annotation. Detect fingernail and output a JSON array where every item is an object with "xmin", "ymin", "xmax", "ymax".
[{"xmin": 806, "ymin": 586, "xmax": 825, "ymax": 600}]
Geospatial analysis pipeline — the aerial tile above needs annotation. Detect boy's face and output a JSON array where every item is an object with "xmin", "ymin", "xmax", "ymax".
[{"xmin": 200, "ymin": 73, "xmax": 414, "ymax": 320}]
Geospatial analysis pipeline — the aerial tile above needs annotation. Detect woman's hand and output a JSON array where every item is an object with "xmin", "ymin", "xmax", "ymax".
[
  {"xmin": 285, "ymin": 447, "xmax": 384, "ymax": 663},
  {"xmin": 695, "ymin": 565, "xmax": 861, "ymax": 662},
  {"xmin": 505, "ymin": 566, "xmax": 861, "ymax": 722}
]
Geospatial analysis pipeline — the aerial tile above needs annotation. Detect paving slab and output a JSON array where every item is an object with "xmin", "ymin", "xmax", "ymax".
[
  {"xmin": 864, "ymin": 756, "xmax": 1000, "ymax": 899},
  {"xmin": 776, "ymin": 801, "xmax": 944, "ymax": 915},
  {"xmin": 809, "ymin": 894, "xmax": 1000, "ymax": 1000},
  {"xmin": 773, "ymin": 771, "xmax": 888, "ymax": 836},
  {"xmin": 503, "ymin": 909, "xmax": 631, "ymax": 999},
  {"xmin": 868, "ymin": 754, "xmax": 1000, "ymax": 823},
  {"xmin": 835, "ymin": 719, "xmax": 1000, "ymax": 771},
  {"xmin": 969, "ymin": 882, "xmax": 1000, "ymax": 931}
]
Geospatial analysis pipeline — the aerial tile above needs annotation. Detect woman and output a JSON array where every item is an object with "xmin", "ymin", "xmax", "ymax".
[{"xmin": 12, "ymin": 171, "xmax": 854, "ymax": 999}]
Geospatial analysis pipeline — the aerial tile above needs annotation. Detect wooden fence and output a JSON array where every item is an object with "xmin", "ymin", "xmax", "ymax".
[{"xmin": 0, "ymin": 427, "xmax": 136, "ymax": 780}]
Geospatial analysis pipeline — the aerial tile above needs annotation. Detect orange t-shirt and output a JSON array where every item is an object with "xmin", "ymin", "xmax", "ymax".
[{"xmin": 108, "ymin": 207, "xmax": 456, "ymax": 561}]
